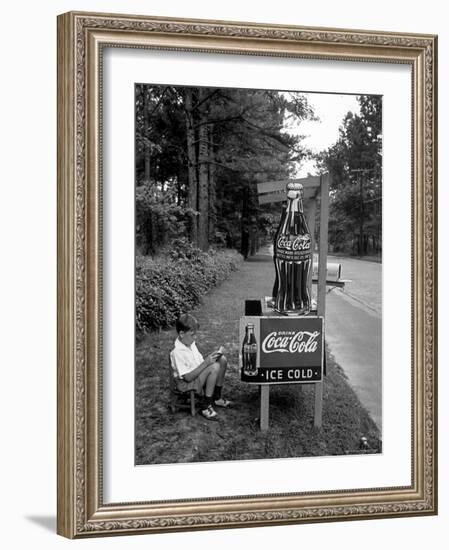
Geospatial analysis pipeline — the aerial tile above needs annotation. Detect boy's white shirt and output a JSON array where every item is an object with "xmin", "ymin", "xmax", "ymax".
[{"xmin": 170, "ymin": 338, "xmax": 204, "ymax": 379}]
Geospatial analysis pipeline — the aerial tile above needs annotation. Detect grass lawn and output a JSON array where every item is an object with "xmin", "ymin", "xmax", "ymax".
[
  {"xmin": 135, "ymin": 334, "xmax": 381, "ymax": 465},
  {"xmin": 135, "ymin": 248, "xmax": 381, "ymax": 465}
]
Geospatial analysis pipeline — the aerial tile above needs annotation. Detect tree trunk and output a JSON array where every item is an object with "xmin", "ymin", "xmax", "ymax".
[
  {"xmin": 208, "ymin": 123, "xmax": 217, "ymax": 244},
  {"xmin": 145, "ymin": 212, "xmax": 157, "ymax": 256},
  {"xmin": 143, "ymin": 88, "xmax": 151, "ymax": 181},
  {"xmin": 359, "ymin": 173, "xmax": 364, "ymax": 256},
  {"xmin": 177, "ymin": 163, "xmax": 188, "ymax": 205},
  {"xmin": 241, "ymin": 185, "xmax": 250, "ymax": 259},
  {"xmin": 184, "ymin": 89, "xmax": 198, "ymax": 245},
  {"xmin": 250, "ymin": 228, "xmax": 257, "ymax": 256},
  {"xmin": 197, "ymin": 89, "xmax": 210, "ymax": 251}
]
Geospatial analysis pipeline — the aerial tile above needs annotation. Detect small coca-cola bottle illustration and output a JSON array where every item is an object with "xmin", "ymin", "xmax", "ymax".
[
  {"xmin": 273, "ymin": 182, "xmax": 312, "ymax": 315},
  {"xmin": 242, "ymin": 323, "xmax": 258, "ymax": 376}
]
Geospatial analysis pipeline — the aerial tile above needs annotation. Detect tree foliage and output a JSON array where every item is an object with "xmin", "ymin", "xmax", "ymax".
[
  {"xmin": 135, "ymin": 84, "xmax": 315, "ymax": 256},
  {"xmin": 317, "ymin": 95, "xmax": 382, "ymax": 255}
]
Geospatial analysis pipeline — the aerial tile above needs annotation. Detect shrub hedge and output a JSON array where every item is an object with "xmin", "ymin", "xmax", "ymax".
[{"xmin": 136, "ymin": 239, "xmax": 243, "ymax": 335}]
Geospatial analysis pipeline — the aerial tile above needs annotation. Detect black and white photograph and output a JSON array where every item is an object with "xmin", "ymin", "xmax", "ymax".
[{"xmin": 134, "ymin": 84, "xmax": 383, "ymax": 466}]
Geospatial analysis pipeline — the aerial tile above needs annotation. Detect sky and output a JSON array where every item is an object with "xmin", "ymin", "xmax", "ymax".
[{"xmin": 285, "ymin": 92, "xmax": 360, "ymax": 177}]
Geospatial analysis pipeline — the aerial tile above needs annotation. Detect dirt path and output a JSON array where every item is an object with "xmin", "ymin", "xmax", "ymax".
[{"xmin": 135, "ymin": 246, "xmax": 381, "ymax": 465}]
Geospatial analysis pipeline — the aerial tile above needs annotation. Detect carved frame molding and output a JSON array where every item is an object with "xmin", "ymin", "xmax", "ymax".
[{"xmin": 57, "ymin": 11, "xmax": 437, "ymax": 538}]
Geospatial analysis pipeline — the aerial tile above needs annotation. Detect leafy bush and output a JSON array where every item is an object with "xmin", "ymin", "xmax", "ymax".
[
  {"xmin": 135, "ymin": 184, "xmax": 197, "ymax": 255},
  {"xmin": 136, "ymin": 242, "xmax": 243, "ymax": 335}
]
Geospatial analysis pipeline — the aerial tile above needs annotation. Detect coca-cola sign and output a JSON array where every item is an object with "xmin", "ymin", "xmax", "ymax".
[
  {"xmin": 262, "ymin": 331, "xmax": 319, "ymax": 354},
  {"xmin": 239, "ymin": 315, "xmax": 324, "ymax": 384},
  {"xmin": 259, "ymin": 317, "xmax": 323, "ymax": 369}
]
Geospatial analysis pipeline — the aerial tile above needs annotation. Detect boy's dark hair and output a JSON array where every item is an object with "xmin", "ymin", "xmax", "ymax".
[{"xmin": 175, "ymin": 313, "xmax": 200, "ymax": 334}]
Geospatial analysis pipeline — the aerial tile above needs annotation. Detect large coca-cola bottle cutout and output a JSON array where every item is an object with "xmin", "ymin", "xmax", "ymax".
[
  {"xmin": 271, "ymin": 203, "xmax": 286, "ymax": 301},
  {"xmin": 273, "ymin": 182, "xmax": 312, "ymax": 315}
]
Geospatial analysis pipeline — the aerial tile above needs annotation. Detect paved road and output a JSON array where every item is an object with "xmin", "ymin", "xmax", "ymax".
[
  {"xmin": 321, "ymin": 255, "xmax": 382, "ymax": 430},
  {"xmin": 328, "ymin": 254, "xmax": 382, "ymax": 315}
]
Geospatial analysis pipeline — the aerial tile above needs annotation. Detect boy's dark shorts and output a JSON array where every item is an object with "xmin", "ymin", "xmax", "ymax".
[{"xmin": 175, "ymin": 377, "xmax": 204, "ymax": 395}]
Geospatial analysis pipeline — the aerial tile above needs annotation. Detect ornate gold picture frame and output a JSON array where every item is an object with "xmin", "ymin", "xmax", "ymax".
[{"xmin": 57, "ymin": 11, "xmax": 437, "ymax": 538}]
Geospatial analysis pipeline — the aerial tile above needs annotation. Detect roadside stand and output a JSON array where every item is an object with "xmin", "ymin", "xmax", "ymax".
[{"xmin": 240, "ymin": 174, "xmax": 348, "ymax": 431}]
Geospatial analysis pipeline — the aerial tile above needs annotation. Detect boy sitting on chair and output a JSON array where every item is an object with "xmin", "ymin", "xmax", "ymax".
[{"xmin": 170, "ymin": 313, "xmax": 232, "ymax": 420}]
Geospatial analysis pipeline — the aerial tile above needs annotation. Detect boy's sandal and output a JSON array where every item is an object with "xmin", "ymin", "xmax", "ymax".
[
  {"xmin": 214, "ymin": 397, "xmax": 233, "ymax": 408},
  {"xmin": 201, "ymin": 405, "xmax": 218, "ymax": 421}
]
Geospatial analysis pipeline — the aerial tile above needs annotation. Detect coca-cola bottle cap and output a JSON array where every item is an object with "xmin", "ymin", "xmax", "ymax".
[
  {"xmin": 287, "ymin": 182, "xmax": 304, "ymax": 192},
  {"xmin": 286, "ymin": 182, "xmax": 303, "ymax": 199}
]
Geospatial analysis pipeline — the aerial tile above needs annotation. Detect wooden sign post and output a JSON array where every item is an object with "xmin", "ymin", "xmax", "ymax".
[
  {"xmin": 244, "ymin": 173, "xmax": 331, "ymax": 430},
  {"xmin": 240, "ymin": 316, "xmax": 325, "ymax": 430},
  {"xmin": 314, "ymin": 172, "xmax": 330, "ymax": 428}
]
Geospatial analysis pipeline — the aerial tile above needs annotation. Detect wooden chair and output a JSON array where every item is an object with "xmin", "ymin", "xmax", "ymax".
[{"xmin": 168, "ymin": 356, "xmax": 196, "ymax": 416}]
